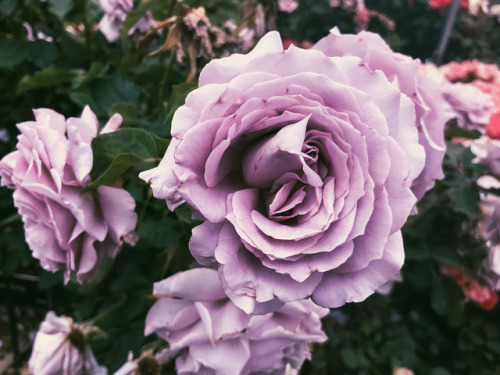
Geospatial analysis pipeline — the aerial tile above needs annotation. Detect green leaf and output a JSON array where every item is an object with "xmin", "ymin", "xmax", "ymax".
[
  {"xmin": 72, "ymin": 62, "xmax": 108, "ymax": 89},
  {"xmin": 38, "ymin": 270, "xmax": 64, "ymax": 289},
  {"xmin": 447, "ymin": 185, "xmax": 479, "ymax": 218},
  {"xmin": 83, "ymin": 128, "xmax": 157, "ymax": 191},
  {"xmin": 17, "ymin": 66, "xmax": 77, "ymax": 94},
  {"xmin": 431, "ymin": 367, "xmax": 451, "ymax": 375},
  {"xmin": 430, "ymin": 245, "xmax": 465, "ymax": 267},
  {"xmin": 29, "ymin": 40, "xmax": 58, "ymax": 68},
  {"xmin": 165, "ymin": 82, "xmax": 198, "ymax": 130},
  {"xmin": 431, "ymin": 274, "xmax": 464, "ymax": 319},
  {"xmin": 108, "ymin": 101, "xmax": 137, "ymax": 119},
  {"xmin": 84, "ymin": 154, "xmax": 143, "ymax": 192},
  {"xmin": 486, "ymin": 341, "xmax": 500, "ymax": 354},
  {"xmin": 340, "ymin": 347, "xmax": 359, "ymax": 369},
  {"xmin": 445, "ymin": 126, "xmax": 481, "ymax": 140},
  {"xmin": 108, "ymin": 101, "xmax": 147, "ymax": 128},
  {"xmin": 69, "ymin": 86, "xmax": 96, "ymax": 108},
  {"xmin": 151, "ymin": 134, "xmax": 170, "ymax": 156},
  {"xmin": 174, "ymin": 203, "xmax": 198, "ymax": 225},
  {"xmin": 48, "ymin": 0, "xmax": 72, "ymax": 19},
  {"xmin": 0, "ymin": 0, "xmax": 16, "ymax": 16},
  {"xmin": 137, "ymin": 216, "xmax": 182, "ymax": 248},
  {"xmin": 0, "ymin": 39, "xmax": 28, "ymax": 69},
  {"xmin": 91, "ymin": 74, "xmax": 140, "ymax": 116}
]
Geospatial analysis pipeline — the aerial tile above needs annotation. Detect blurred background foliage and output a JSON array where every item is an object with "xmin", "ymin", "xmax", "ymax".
[{"xmin": 2, "ymin": 0, "xmax": 500, "ymax": 374}]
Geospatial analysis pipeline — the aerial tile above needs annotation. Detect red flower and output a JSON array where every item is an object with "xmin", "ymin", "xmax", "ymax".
[
  {"xmin": 429, "ymin": 0, "xmax": 469, "ymax": 9},
  {"xmin": 486, "ymin": 112, "xmax": 500, "ymax": 140},
  {"xmin": 282, "ymin": 39, "xmax": 312, "ymax": 50},
  {"xmin": 441, "ymin": 266, "xmax": 498, "ymax": 310}
]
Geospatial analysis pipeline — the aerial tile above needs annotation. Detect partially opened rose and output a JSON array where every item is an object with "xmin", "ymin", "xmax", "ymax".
[
  {"xmin": 28, "ymin": 311, "xmax": 107, "ymax": 375},
  {"xmin": 145, "ymin": 268, "xmax": 328, "ymax": 375},
  {"xmin": 140, "ymin": 30, "xmax": 448, "ymax": 312},
  {"xmin": 0, "ymin": 106, "xmax": 137, "ymax": 283}
]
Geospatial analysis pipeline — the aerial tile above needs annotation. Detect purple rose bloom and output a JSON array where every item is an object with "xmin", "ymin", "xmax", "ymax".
[
  {"xmin": 145, "ymin": 268, "xmax": 328, "ymax": 375},
  {"xmin": 312, "ymin": 28, "xmax": 451, "ymax": 201},
  {"xmin": 98, "ymin": 0, "xmax": 157, "ymax": 42},
  {"xmin": 140, "ymin": 30, "xmax": 441, "ymax": 312},
  {"xmin": 28, "ymin": 311, "xmax": 107, "ymax": 375},
  {"xmin": 0, "ymin": 106, "xmax": 137, "ymax": 283}
]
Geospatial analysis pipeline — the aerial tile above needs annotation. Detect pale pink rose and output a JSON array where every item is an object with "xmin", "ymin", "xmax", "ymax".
[
  {"xmin": 0, "ymin": 106, "xmax": 137, "ymax": 283},
  {"xmin": 28, "ymin": 311, "xmax": 107, "ymax": 375},
  {"xmin": 145, "ymin": 268, "xmax": 328, "ymax": 375}
]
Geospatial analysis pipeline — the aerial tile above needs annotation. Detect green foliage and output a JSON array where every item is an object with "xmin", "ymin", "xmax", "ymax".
[
  {"xmin": 0, "ymin": 39, "xmax": 28, "ymax": 68},
  {"xmin": 17, "ymin": 66, "xmax": 77, "ymax": 94}
]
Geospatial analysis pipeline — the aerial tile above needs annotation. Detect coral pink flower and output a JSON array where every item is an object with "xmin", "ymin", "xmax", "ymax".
[
  {"xmin": 441, "ymin": 266, "xmax": 498, "ymax": 310},
  {"xmin": 429, "ymin": 0, "xmax": 469, "ymax": 9},
  {"xmin": 441, "ymin": 60, "xmax": 500, "ymax": 84}
]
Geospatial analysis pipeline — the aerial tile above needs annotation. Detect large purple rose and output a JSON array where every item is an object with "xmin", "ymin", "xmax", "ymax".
[
  {"xmin": 145, "ymin": 268, "xmax": 328, "ymax": 375},
  {"xmin": 312, "ymin": 28, "xmax": 451, "ymax": 201},
  {"xmin": 140, "ymin": 31, "xmax": 446, "ymax": 312},
  {"xmin": 0, "ymin": 107, "xmax": 137, "ymax": 283}
]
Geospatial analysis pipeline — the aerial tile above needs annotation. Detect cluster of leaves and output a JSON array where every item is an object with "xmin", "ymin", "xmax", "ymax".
[{"xmin": 2, "ymin": 0, "xmax": 500, "ymax": 374}]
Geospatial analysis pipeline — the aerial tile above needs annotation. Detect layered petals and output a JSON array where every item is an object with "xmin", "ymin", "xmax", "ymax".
[
  {"xmin": 141, "ymin": 30, "xmax": 448, "ymax": 312},
  {"xmin": 0, "ymin": 106, "xmax": 137, "ymax": 282},
  {"xmin": 145, "ymin": 269, "xmax": 328, "ymax": 375}
]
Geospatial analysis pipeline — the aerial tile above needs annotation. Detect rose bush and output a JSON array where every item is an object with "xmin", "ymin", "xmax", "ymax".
[
  {"xmin": 140, "ymin": 30, "xmax": 450, "ymax": 313},
  {"xmin": 0, "ymin": 107, "xmax": 137, "ymax": 283},
  {"xmin": 145, "ymin": 268, "xmax": 328, "ymax": 375}
]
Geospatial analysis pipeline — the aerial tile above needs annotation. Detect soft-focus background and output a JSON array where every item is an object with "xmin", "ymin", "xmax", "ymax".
[{"xmin": 2, "ymin": 0, "xmax": 500, "ymax": 374}]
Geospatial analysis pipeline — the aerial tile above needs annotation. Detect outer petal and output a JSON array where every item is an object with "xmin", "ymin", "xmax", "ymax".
[{"xmin": 312, "ymin": 231, "xmax": 405, "ymax": 308}]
